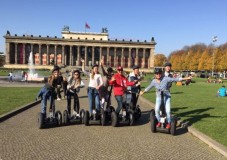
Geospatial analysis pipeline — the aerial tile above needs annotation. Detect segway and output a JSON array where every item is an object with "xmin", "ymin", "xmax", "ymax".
[
  {"xmin": 38, "ymin": 91, "xmax": 62, "ymax": 129},
  {"xmin": 84, "ymin": 88, "xmax": 103, "ymax": 126},
  {"xmin": 100, "ymin": 85, "xmax": 115, "ymax": 126},
  {"xmin": 111, "ymin": 93, "xmax": 134, "ymax": 127},
  {"xmin": 63, "ymin": 89, "xmax": 85, "ymax": 125},
  {"xmin": 150, "ymin": 91, "xmax": 177, "ymax": 135},
  {"xmin": 127, "ymin": 86, "xmax": 142, "ymax": 121}
]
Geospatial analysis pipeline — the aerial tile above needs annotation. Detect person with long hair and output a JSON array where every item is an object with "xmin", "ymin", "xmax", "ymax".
[
  {"xmin": 140, "ymin": 68, "xmax": 192, "ymax": 129},
  {"xmin": 67, "ymin": 70, "xmax": 85, "ymax": 117},
  {"xmin": 81, "ymin": 59, "xmax": 103, "ymax": 116}
]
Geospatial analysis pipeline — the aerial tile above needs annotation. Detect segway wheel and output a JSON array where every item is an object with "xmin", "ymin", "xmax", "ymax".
[
  {"xmin": 111, "ymin": 111, "xmax": 118, "ymax": 127},
  {"xmin": 55, "ymin": 111, "xmax": 62, "ymax": 126},
  {"xmin": 150, "ymin": 109, "xmax": 156, "ymax": 133},
  {"xmin": 63, "ymin": 110, "xmax": 69, "ymax": 125},
  {"xmin": 135, "ymin": 106, "xmax": 141, "ymax": 120},
  {"xmin": 80, "ymin": 109, "xmax": 85, "ymax": 124},
  {"xmin": 128, "ymin": 110, "xmax": 134, "ymax": 126},
  {"xmin": 84, "ymin": 110, "xmax": 90, "ymax": 126},
  {"xmin": 38, "ymin": 112, "xmax": 44, "ymax": 129},
  {"xmin": 109, "ymin": 106, "xmax": 115, "ymax": 112},
  {"xmin": 101, "ymin": 111, "xmax": 107, "ymax": 126},
  {"xmin": 170, "ymin": 119, "xmax": 177, "ymax": 135}
]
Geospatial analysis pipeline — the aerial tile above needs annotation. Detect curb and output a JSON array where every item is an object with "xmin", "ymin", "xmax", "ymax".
[
  {"xmin": 139, "ymin": 96, "xmax": 227, "ymax": 158},
  {"xmin": 0, "ymin": 100, "xmax": 41, "ymax": 123}
]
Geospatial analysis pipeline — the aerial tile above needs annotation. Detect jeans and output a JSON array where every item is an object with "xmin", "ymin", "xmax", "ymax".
[
  {"xmin": 87, "ymin": 88, "xmax": 100, "ymax": 113},
  {"xmin": 115, "ymin": 95, "xmax": 126, "ymax": 114},
  {"xmin": 67, "ymin": 90, "xmax": 80, "ymax": 115},
  {"xmin": 41, "ymin": 91, "xmax": 55, "ymax": 115},
  {"xmin": 155, "ymin": 94, "xmax": 171, "ymax": 123}
]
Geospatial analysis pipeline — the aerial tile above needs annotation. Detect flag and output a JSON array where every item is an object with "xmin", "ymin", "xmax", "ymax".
[{"xmin": 85, "ymin": 22, "xmax": 90, "ymax": 29}]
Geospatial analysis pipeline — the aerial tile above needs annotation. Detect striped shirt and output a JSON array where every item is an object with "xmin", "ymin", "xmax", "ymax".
[{"xmin": 144, "ymin": 76, "xmax": 182, "ymax": 96}]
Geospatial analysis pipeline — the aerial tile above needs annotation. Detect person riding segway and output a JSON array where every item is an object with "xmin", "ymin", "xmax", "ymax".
[
  {"xmin": 140, "ymin": 68, "xmax": 192, "ymax": 135},
  {"xmin": 127, "ymin": 65, "xmax": 142, "ymax": 120},
  {"xmin": 36, "ymin": 66, "xmax": 62, "ymax": 129},
  {"xmin": 109, "ymin": 66, "xmax": 138, "ymax": 127},
  {"xmin": 63, "ymin": 70, "xmax": 85, "ymax": 125}
]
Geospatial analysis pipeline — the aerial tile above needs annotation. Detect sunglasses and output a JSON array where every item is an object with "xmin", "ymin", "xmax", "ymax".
[{"xmin": 118, "ymin": 69, "xmax": 123, "ymax": 72}]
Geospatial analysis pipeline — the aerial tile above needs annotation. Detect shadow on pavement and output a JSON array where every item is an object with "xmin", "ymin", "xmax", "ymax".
[{"xmin": 134, "ymin": 110, "xmax": 151, "ymax": 126}]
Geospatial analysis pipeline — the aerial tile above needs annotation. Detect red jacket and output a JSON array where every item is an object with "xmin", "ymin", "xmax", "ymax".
[{"xmin": 109, "ymin": 73, "xmax": 135, "ymax": 96}]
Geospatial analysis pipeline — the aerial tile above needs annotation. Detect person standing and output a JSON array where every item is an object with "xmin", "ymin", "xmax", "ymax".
[
  {"xmin": 109, "ymin": 66, "xmax": 138, "ymax": 115},
  {"xmin": 140, "ymin": 68, "xmax": 192, "ymax": 129},
  {"xmin": 127, "ymin": 65, "xmax": 141, "ymax": 107},
  {"xmin": 8, "ymin": 71, "xmax": 13, "ymax": 82},
  {"xmin": 81, "ymin": 59, "xmax": 103, "ymax": 115}
]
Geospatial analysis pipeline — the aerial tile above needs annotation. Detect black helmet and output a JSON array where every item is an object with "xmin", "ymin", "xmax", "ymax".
[
  {"xmin": 107, "ymin": 67, "xmax": 113, "ymax": 73},
  {"xmin": 154, "ymin": 68, "xmax": 163, "ymax": 74},
  {"xmin": 132, "ymin": 65, "xmax": 140, "ymax": 70},
  {"xmin": 92, "ymin": 64, "xmax": 99, "ymax": 69},
  {"xmin": 164, "ymin": 62, "xmax": 172, "ymax": 67},
  {"xmin": 52, "ymin": 65, "xmax": 60, "ymax": 73}
]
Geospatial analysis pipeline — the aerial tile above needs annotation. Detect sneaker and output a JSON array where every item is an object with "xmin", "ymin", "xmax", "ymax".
[
  {"xmin": 49, "ymin": 112, "xmax": 54, "ymax": 118},
  {"xmin": 57, "ymin": 98, "xmax": 61, "ymax": 101},
  {"xmin": 166, "ymin": 123, "xmax": 171, "ymax": 129},
  {"xmin": 156, "ymin": 122, "xmax": 161, "ymax": 127}
]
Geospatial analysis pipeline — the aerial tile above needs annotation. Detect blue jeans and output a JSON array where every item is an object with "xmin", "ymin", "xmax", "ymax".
[
  {"xmin": 155, "ymin": 94, "xmax": 171, "ymax": 123},
  {"xmin": 87, "ymin": 88, "xmax": 100, "ymax": 113},
  {"xmin": 41, "ymin": 91, "xmax": 55, "ymax": 115},
  {"xmin": 115, "ymin": 95, "xmax": 126, "ymax": 114}
]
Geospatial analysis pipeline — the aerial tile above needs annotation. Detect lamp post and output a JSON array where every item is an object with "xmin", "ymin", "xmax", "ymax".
[{"xmin": 212, "ymin": 36, "xmax": 218, "ymax": 77}]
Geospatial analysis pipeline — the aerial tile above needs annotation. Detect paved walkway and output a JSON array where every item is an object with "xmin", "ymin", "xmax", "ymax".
[{"xmin": 0, "ymin": 79, "xmax": 226, "ymax": 160}]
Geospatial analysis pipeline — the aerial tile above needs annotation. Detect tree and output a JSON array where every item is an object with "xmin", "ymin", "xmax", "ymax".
[{"xmin": 154, "ymin": 54, "xmax": 167, "ymax": 67}]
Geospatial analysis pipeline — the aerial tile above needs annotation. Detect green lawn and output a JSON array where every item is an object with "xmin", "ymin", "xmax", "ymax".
[
  {"xmin": 141, "ymin": 75, "xmax": 227, "ymax": 147},
  {"xmin": 0, "ymin": 87, "xmax": 40, "ymax": 115},
  {"xmin": 0, "ymin": 69, "xmax": 51, "ymax": 76}
]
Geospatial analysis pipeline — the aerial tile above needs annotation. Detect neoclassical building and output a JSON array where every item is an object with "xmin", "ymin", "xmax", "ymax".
[{"xmin": 4, "ymin": 28, "xmax": 156, "ymax": 69}]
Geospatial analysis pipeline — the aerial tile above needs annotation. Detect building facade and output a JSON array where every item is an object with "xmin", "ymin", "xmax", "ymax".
[{"xmin": 4, "ymin": 30, "xmax": 156, "ymax": 69}]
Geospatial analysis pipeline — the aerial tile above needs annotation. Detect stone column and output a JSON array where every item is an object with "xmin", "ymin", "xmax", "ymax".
[
  {"xmin": 85, "ymin": 46, "xmax": 88, "ymax": 66},
  {"xmin": 62, "ymin": 45, "xmax": 65, "ymax": 66},
  {"xmin": 114, "ymin": 47, "xmax": 117, "ymax": 67},
  {"xmin": 15, "ymin": 43, "xmax": 18, "ymax": 64},
  {"xmin": 106, "ymin": 47, "xmax": 110, "ymax": 66},
  {"xmin": 77, "ymin": 46, "xmax": 81, "ymax": 66},
  {"xmin": 5, "ymin": 42, "xmax": 10, "ymax": 64},
  {"xmin": 54, "ymin": 45, "xmax": 57, "ymax": 65},
  {"xmin": 121, "ymin": 48, "xmax": 124, "ymax": 67},
  {"xmin": 38, "ymin": 44, "xmax": 42, "ymax": 65},
  {"xmin": 23, "ymin": 43, "xmax": 26, "ymax": 64},
  {"xmin": 135, "ymin": 48, "xmax": 139, "ymax": 65},
  {"xmin": 99, "ymin": 47, "xmax": 102, "ymax": 62},
  {"xmin": 143, "ymin": 48, "xmax": 146, "ymax": 68},
  {"xmin": 72, "ymin": 46, "xmax": 74, "ymax": 66},
  {"xmin": 30, "ymin": 44, "xmax": 34, "ymax": 64},
  {"xmin": 69, "ymin": 45, "xmax": 72, "ymax": 66},
  {"xmin": 128, "ymin": 48, "xmax": 131, "ymax": 68},
  {"xmin": 92, "ymin": 46, "xmax": 95, "ymax": 65},
  {"xmin": 149, "ymin": 48, "xmax": 155, "ymax": 68},
  {"xmin": 46, "ymin": 45, "xmax": 49, "ymax": 65}
]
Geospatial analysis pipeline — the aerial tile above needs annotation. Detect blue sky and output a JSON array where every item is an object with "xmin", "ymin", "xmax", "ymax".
[{"xmin": 1, "ymin": 0, "xmax": 227, "ymax": 56}]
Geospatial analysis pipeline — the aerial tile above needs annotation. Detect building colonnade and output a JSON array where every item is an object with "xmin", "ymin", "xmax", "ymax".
[{"xmin": 5, "ymin": 42, "xmax": 155, "ymax": 68}]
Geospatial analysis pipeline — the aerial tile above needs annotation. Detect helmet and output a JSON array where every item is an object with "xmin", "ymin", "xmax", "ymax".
[
  {"xmin": 164, "ymin": 62, "xmax": 172, "ymax": 67},
  {"xmin": 92, "ymin": 64, "xmax": 99, "ymax": 69},
  {"xmin": 132, "ymin": 65, "xmax": 140, "ymax": 70},
  {"xmin": 52, "ymin": 65, "xmax": 60, "ymax": 73},
  {"xmin": 154, "ymin": 68, "xmax": 163, "ymax": 74},
  {"xmin": 107, "ymin": 67, "xmax": 113, "ymax": 73}
]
